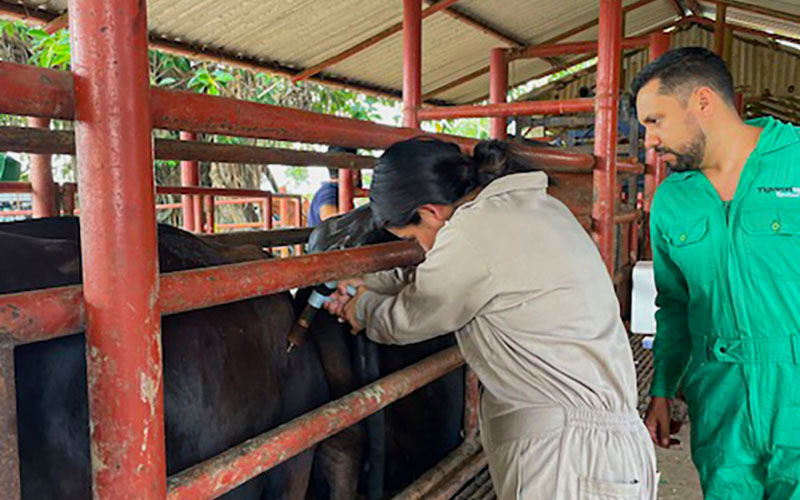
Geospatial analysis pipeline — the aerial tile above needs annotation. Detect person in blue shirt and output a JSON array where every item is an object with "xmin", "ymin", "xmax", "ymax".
[{"xmin": 307, "ymin": 146, "xmax": 357, "ymax": 227}]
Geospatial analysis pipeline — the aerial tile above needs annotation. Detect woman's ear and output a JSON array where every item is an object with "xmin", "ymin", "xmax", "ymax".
[{"xmin": 417, "ymin": 204, "xmax": 453, "ymax": 225}]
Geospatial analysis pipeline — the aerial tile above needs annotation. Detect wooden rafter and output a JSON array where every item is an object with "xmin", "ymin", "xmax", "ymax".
[
  {"xmin": 0, "ymin": 1, "xmax": 451, "ymax": 104},
  {"xmin": 666, "ymin": 0, "xmax": 686, "ymax": 17},
  {"xmin": 425, "ymin": 1, "xmax": 525, "ymax": 47},
  {"xmin": 424, "ymin": 0, "xmax": 662, "ymax": 99},
  {"xmin": 291, "ymin": 0, "xmax": 464, "ymax": 83},
  {"xmin": 710, "ymin": 0, "xmax": 800, "ymax": 26},
  {"xmin": 425, "ymin": 1, "xmax": 574, "ymax": 71},
  {"xmin": 683, "ymin": 0, "xmax": 703, "ymax": 17}
]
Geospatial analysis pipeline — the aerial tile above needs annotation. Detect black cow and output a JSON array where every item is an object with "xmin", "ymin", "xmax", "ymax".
[
  {"xmin": 2, "ymin": 217, "xmax": 329, "ymax": 499},
  {"xmin": 302, "ymin": 205, "xmax": 465, "ymax": 500}
]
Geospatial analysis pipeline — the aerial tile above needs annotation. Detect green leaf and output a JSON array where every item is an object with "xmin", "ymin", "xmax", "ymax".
[
  {"xmin": 176, "ymin": 57, "xmax": 191, "ymax": 73},
  {"xmin": 213, "ymin": 69, "xmax": 234, "ymax": 83},
  {"xmin": 158, "ymin": 76, "xmax": 177, "ymax": 86},
  {"xmin": 28, "ymin": 28, "xmax": 48, "ymax": 40},
  {"xmin": 2, "ymin": 21, "xmax": 15, "ymax": 38}
]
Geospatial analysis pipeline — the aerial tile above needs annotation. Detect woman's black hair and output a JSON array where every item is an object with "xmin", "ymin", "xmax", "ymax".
[{"xmin": 370, "ymin": 137, "xmax": 542, "ymax": 228}]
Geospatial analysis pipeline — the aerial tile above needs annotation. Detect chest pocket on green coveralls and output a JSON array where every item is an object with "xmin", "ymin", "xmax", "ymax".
[
  {"xmin": 664, "ymin": 215, "xmax": 715, "ymax": 284},
  {"xmin": 741, "ymin": 209, "xmax": 800, "ymax": 280}
]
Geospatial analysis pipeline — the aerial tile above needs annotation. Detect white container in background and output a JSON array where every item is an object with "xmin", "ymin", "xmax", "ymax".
[{"xmin": 631, "ymin": 261, "xmax": 658, "ymax": 335}]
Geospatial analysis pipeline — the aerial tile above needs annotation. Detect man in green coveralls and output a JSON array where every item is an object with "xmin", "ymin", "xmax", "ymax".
[{"xmin": 634, "ymin": 47, "xmax": 800, "ymax": 499}]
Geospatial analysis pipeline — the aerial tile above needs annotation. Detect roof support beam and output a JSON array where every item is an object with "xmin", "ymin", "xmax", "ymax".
[
  {"xmin": 509, "ymin": 37, "xmax": 649, "ymax": 61},
  {"xmin": 0, "ymin": 2, "xmax": 443, "ymax": 103},
  {"xmin": 424, "ymin": 0, "xmax": 525, "ymax": 47},
  {"xmin": 423, "ymin": 0, "xmax": 661, "ymax": 99},
  {"xmin": 714, "ymin": 3, "xmax": 728, "ymax": 56},
  {"xmin": 423, "ymin": 1, "xmax": 571, "ymax": 71},
  {"xmin": 687, "ymin": 15, "xmax": 800, "ymax": 44},
  {"xmin": 290, "ymin": 0, "xmax": 462, "ymax": 83},
  {"xmin": 666, "ymin": 0, "xmax": 686, "ymax": 17},
  {"xmin": 709, "ymin": 0, "xmax": 800, "ymax": 26},
  {"xmin": 683, "ymin": 0, "xmax": 703, "ymax": 17}
]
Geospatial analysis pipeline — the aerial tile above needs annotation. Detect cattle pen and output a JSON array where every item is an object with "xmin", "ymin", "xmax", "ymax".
[{"xmin": 0, "ymin": 0, "xmax": 798, "ymax": 499}]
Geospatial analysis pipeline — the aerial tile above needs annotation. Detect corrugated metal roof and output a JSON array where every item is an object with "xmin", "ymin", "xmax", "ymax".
[
  {"xmin": 528, "ymin": 24, "xmax": 800, "ymax": 103},
  {"xmin": 2, "ymin": 0, "xmax": 797, "ymax": 104},
  {"xmin": 698, "ymin": 1, "xmax": 800, "ymax": 40}
]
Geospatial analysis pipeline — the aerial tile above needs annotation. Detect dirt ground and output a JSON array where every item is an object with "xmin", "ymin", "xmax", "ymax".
[{"xmin": 656, "ymin": 424, "xmax": 703, "ymax": 500}]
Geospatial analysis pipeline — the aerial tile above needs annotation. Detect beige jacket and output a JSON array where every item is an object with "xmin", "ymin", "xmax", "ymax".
[{"xmin": 356, "ymin": 172, "xmax": 638, "ymax": 427}]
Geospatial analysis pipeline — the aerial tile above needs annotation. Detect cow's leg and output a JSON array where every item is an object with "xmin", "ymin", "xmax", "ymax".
[
  {"xmin": 315, "ymin": 426, "xmax": 366, "ymax": 500},
  {"xmin": 258, "ymin": 448, "xmax": 316, "ymax": 500},
  {"xmin": 307, "ymin": 315, "xmax": 367, "ymax": 499}
]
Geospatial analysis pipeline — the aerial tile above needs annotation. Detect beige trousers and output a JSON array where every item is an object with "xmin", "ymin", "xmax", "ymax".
[{"xmin": 480, "ymin": 403, "xmax": 658, "ymax": 500}]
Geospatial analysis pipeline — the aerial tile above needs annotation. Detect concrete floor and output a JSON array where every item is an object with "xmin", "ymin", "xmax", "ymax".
[{"xmin": 656, "ymin": 424, "xmax": 703, "ymax": 500}]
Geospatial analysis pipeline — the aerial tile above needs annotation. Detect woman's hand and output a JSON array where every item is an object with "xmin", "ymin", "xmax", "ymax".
[
  {"xmin": 324, "ymin": 280, "xmax": 367, "ymax": 334},
  {"xmin": 323, "ymin": 278, "xmax": 365, "ymax": 317},
  {"xmin": 340, "ymin": 289, "xmax": 365, "ymax": 334}
]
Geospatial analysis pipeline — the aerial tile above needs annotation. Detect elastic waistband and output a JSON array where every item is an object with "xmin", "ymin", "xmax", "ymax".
[
  {"xmin": 692, "ymin": 335, "xmax": 800, "ymax": 364},
  {"xmin": 480, "ymin": 405, "xmax": 641, "ymax": 449},
  {"xmin": 564, "ymin": 408, "xmax": 643, "ymax": 428}
]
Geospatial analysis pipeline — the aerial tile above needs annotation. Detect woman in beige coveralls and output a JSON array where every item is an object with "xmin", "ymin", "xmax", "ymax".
[{"xmin": 326, "ymin": 138, "xmax": 657, "ymax": 500}]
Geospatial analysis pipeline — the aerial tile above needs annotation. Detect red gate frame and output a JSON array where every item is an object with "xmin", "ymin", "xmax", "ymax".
[{"xmin": 0, "ymin": 0, "xmax": 675, "ymax": 498}]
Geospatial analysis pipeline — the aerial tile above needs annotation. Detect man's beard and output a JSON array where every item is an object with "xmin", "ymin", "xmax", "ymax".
[{"xmin": 656, "ymin": 130, "xmax": 706, "ymax": 172}]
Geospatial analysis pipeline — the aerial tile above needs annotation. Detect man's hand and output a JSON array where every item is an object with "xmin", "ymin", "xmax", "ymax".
[{"xmin": 645, "ymin": 397, "xmax": 676, "ymax": 448}]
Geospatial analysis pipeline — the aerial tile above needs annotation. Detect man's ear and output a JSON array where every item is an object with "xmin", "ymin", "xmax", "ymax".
[{"xmin": 691, "ymin": 86, "xmax": 715, "ymax": 117}]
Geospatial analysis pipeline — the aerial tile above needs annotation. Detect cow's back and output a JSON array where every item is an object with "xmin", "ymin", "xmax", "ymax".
[{"xmin": 3, "ymin": 218, "xmax": 328, "ymax": 499}]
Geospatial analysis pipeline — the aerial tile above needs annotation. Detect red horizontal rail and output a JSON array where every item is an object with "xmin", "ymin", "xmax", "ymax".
[
  {"xmin": 0, "ymin": 210, "xmax": 32, "ymax": 217},
  {"xmin": 0, "ymin": 61, "xmax": 595, "ymax": 171},
  {"xmin": 213, "ymin": 197, "xmax": 269, "ymax": 206},
  {"xmin": 354, "ymin": 188, "xmax": 370, "ymax": 198},
  {"xmin": 418, "ymin": 98, "xmax": 595, "ymax": 121},
  {"xmin": 509, "ymin": 36, "xmax": 649, "ymax": 60},
  {"xmin": 0, "ymin": 241, "xmax": 424, "ymax": 345},
  {"xmin": 156, "ymin": 186, "xmax": 271, "ymax": 199},
  {"xmin": 166, "ymin": 346, "xmax": 465, "ymax": 500},
  {"xmin": 0, "ymin": 182, "xmax": 32, "ymax": 193},
  {"xmin": 216, "ymin": 222, "xmax": 264, "ymax": 230},
  {"xmin": 617, "ymin": 159, "xmax": 645, "ymax": 175},
  {"xmin": 156, "ymin": 203, "xmax": 182, "ymax": 210},
  {"xmin": 614, "ymin": 210, "xmax": 642, "ymax": 224}
]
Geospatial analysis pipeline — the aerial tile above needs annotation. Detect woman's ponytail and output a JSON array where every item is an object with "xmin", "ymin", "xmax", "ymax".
[{"xmin": 471, "ymin": 139, "xmax": 543, "ymax": 187}]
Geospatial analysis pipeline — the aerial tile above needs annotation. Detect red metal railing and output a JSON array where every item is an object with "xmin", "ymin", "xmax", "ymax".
[
  {"xmin": 0, "ymin": 0, "xmax": 660, "ymax": 495},
  {"xmin": 167, "ymin": 346, "xmax": 464, "ymax": 500},
  {"xmin": 0, "ymin": 182, "xmax": 306, "ymax": 240}
]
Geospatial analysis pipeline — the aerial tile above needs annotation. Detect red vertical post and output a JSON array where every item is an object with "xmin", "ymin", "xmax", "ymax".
[
  {"xmin": 293, "ymin": 198, "xmax": 302, "ymax": 228},
  {"xmin": 644, "ymin": 31, "xmax": 670, "ymax": 193},
  {"xmin": 180, "ymin": 131, "xmax": 199, "ymax": 231},
  {"xmin": 403, "ymin": 0, "xmax": 422, "ymax": 129},
  {"xmin": 734, "ymin": 92, "xmax": 745, "ymax": 117},
  {"xmin": 293, "ymin": 197, "xmax": 303, "ymax": 255},
  {"xmin": 67, "ymin": 0, "xmax": 166, "ymax": 498},
  {"xmin": 338, "ymin": 169, "xmax": 354, "ymax": 214},
  {"xmin": 262, "ymin": 196, "xmax": 273, "ymax": 230},
  {"xmin": 28, "ymin": 116, "xmax": 57, "ymax": 217},
  {"xmin": 204, "ymin": 195, "xmax": 215, "ymax": 233},
  {"xmin": 62, "ymin": 182, "xmax": 76, "ymax": 215},
  {"xmin": 194, "ymin": 196, "xmax": 204, "ymax": 234},
  {"xmin": 714, "ymin": 3, "xmax": 727, "ymax": 57},
  {"xmin": 280, "ymin": 194, "xmax": 290, "ymax": 229},
  {"xmin": 593, "ymin": 0, "xmax": 623, "ymax": 273},
  {"xmin": 489, "ymin": 48, "xmax": 509, "ymax": 140}
]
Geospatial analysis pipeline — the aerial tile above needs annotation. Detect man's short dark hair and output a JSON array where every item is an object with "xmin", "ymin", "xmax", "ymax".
[
  {"xmin": 327, "ymin": 146, "xmax": 358, "ymax": 179},
  {"xmin": 631, "ymin": 47, "xmax": 735, "ymax": 107}
]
